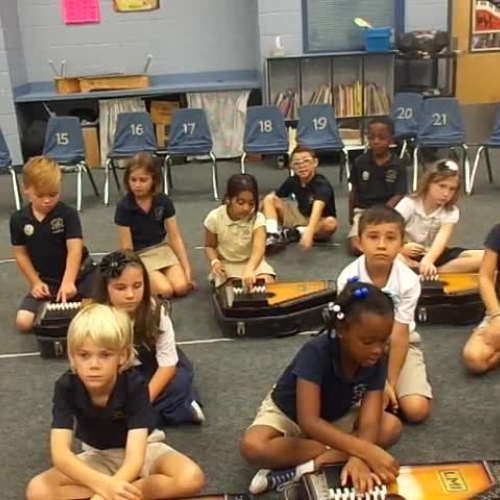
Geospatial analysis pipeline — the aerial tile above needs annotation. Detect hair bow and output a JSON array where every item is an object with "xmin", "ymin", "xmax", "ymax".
[
  {"xmin": 381, "ymin": 287, "xmax": 400, "ymax": 306},
  {"xmin": 99, "ymin": 251, "xmax": 128, "ymax": 279}
]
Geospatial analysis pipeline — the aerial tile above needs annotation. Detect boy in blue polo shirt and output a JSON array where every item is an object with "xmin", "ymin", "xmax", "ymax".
[
  {"xmin": 240, "ymin": 282, "xmax": 401, "ymax": 496},
  {"xmin": 9, "ymin": 156, "xmax": 96, "ymax": 333},
  {"xmin": 26, "ymin": 304, "xmax": 204, "ymax": 500},
  {"xmin": 348, "ymin": 117, "xmax": 407, "ymax": 255}
]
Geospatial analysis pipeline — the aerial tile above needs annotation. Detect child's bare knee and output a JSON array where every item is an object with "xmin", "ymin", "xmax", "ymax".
[
  {"xmin": 25, "ymin": 476, "xmax": 50, "ymax": 500},
  {"xmin": 16, "ymin": 312, "xmax": 34, "ymax": 333},
  {"xmin": 324, "ymin": 217, "xmax": 338, "ymax": 233},
  {"xmin": 173, "ymin": 281, "xmax": 191, "ymax": 297},
  {"xmin": 400, "ymin": 397, "xmax": 431, "ymax": 424},
  {"xmin": 379, "ymin": 413, "xmax": 403, "ymax": 447},
  {"xmin": 462, "ymin": 344, "xmax": 490, "ymax": 375},
  {"xmin": 240, "ymin": 434, "xmax": 268, "ymax": 465},
  {"xmin": 179, "ymin": 465, "xmax": 205, "ymax": 495}
]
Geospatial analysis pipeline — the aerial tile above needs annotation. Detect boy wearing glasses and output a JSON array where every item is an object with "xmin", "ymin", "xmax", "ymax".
[
  {"xmin": 348, "ymin": 117, "xmax": 407, "ymax": 256},
  {"xmin": 262, "ymin": 146, "xmax": 338, "ymax": 252}
]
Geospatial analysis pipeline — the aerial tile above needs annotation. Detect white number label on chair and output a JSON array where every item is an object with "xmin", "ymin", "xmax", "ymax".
[
  {"xmin": 396, "ymin": 107, "xmax": 413, "ymax": 119},
  {"xmin": 182, "ymin": 122, "xmax": 196, "ymax": 134},
  {"xmin": 130, "ymin": 124, "xmax": 144, "ymax": 136},
  {"xmin": 56, "ymin": 133, "xmax": 69, "ymax": 145},
  {"xmin": 432, "ymin": 113, "xmax": 447, "ymax": 126},
  {"xmin": 258, "ymin": 120, "xmax": 273, "ymax": 133},
  {"xmin": 313, "ymin": 117, "xmax": 328, "ymax": 130}
]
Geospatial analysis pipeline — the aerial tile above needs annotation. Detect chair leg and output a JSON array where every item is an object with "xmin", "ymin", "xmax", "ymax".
[
  {"xmin": 412, "ymin": 146, "xmax": 420, "ymax": 191},
  {"xmin": 82, "ymin": 161, "xmax": 100, "ymax": 197},
  {"xmin": 210, "ymin": 151, "xmax": 219, "ymax": 201},
  {"xmin": 400, "ymin": 140, "xmax": 408, "ymax": 160},
  {"xmin": 461, "ymin": 144, "xmax": 471, "ymax": 194},
  {"xmin": 104, "ymin": 159, "xmax": 111, "ymax": 206},
  {"xmin": 167, "ymin": 159, "xmax": 173, "ymax": 189},
  {"xmin": 342, "ymin": 148, "xmax": 350, "ymax": 181},
  {"xmin": 163, "ymin": 156, "xmax": 170, "ymax": 195},
  {"xmin": 9, "ymin": 167, "xmax": 21, "ymax": 210},
  {"xmin": 240, "ymin": 153, "xmax": 247, "ymax": 174},
  {"xmin": 469, "ymin": 146, "xmax": 484, "ymax": 196},
  {"xmin": 111, "ymin": 159, "xmax": 121, "ymax": 193},
  {"xmin": 76, "ymin": 164, "xmax": 83, "ymax": 212},
  {"xmin": 485, "ymin": 147, "xmax": 494, "ymax": 184}
]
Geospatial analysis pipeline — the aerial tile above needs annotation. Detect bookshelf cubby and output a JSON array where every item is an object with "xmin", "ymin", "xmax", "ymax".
[{"xmin": 266, "ymin": 51, "xmax": 396, "ymax": 145}]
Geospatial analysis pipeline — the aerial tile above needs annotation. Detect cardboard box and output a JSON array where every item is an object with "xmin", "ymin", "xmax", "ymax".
[
  {"xmin": 82, "ymin": 126, "xmax": 101, "ymax": 168},
  {"xmin": 150, "ymin": 100, "xmax": 180, "ymax": 125},
  {"xmin": 155, "ymin": 124, "xmax": 169, "ymax": 149}
]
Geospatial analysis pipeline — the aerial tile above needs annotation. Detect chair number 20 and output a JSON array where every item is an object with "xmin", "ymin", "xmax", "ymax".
[
  {"xmin": 182, "ymin": 122, "xmax": 196, "ymax": 134},
  {"xmin": 313, "ymin": 117, "xmax": 327, "ymax": 130},
  {"xmin": 56, "ymin": 133, "xmax": 69, "ymax": 145},
  {"xmin": 432, "ymin": 113, "xmax": 447, "ymax": 126},
  {"xmin": 130, "ymin": 124, "xmax": 144, "ymax": 136},
  {"xmin": 258, "ymin": 120, "xmax": 273, "ymax": 133},
  {"xmin": 396, "ymin": 107, "xmax": 413, "ymax": 119}
]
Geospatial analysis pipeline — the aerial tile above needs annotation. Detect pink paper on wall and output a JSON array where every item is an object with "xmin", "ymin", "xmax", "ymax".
[{"xmin": 62, "ymin": 0, "xmax": 100, "ymax": 24}]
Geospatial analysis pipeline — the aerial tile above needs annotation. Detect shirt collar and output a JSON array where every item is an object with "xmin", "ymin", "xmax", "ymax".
[
  {"xmin": 414, "ymin": 198, "xmax": 443, "ymax": 218},
  {"xmin": 73, "ymin": 371, "xmax": 125, "ymax": 411},
  {"xmin": 223, "ymin": 205, "xmax": 252, "ymax": 226},
  {"xmin": 368, "ymin": 151, "xmax": 398, "ymax": 169}
]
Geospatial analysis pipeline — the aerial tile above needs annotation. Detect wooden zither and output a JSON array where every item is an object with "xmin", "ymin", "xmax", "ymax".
[
  {"xmin": 416, "ymin": 273, "xmax": 485, "ymax": 325},
  {"xmin": 295, "ymin": 461, "xmax": 500, "ymax": 500},
  {"xmin": 213, "ymin": 279, "xmax": 337, "ymax": 337}
]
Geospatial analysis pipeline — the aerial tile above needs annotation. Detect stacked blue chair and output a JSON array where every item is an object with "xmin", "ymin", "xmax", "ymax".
[
  {"xmin": 412, "ymin": 97, "xmax": 469, "ymax": 191},
  {"xmin": 390, "ymin": 92, "xmax": 423, "ymax": 159},
  {"xmin": 296, "ymin": 104, "xmax": 349, "ymax": 181},
  {"xmin": 105, "ymin": 112, "xmax": 157, "ymax": 205},
  {"xmin": 43, "ymin": 116, "xmax": 100, "ymax": 212},
  {"xmin": 164, "ymin": 108, "xmax": 219, "ymax": 200},
  {"xmin": 0, "ymin": 127, "xmax": 21, "ymax": 210},
  {"xmin": 241, "ymin": 106, "xmax": 289, "ymax": 174},
  {"xmin": 468, "ymin": 105, "xmax": 500, "ymax": 195}
]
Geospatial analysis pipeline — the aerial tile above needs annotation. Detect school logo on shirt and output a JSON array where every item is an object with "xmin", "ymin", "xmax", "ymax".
[
  {"xmin": 362, "ymin": 170, "xmax": 370, "ymax": 181},
  {"xmin": 385, "ymin": 169, "xmax": 398, "ymax": 183},
  {"xmin": 112, "ymin": 410, "xmax": 125, "ymax": 421},
  {"xmin": 50, "ymin": 218, "xmax": 65, "ymax": 234},
  {"xmin": 351, "ymin": 383, "xmax": 368, "ymax": 405},
  {"xmin": 23, "ymin": 224, "xmax": 35, "ymax": 236},
  {"xmin": 154, "ymin": 206, "xmax": 164, "ymax": 220}
]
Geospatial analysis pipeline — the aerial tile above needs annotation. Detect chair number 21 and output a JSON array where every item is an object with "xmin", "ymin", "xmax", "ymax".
[
  {"xmin": 258, "ymin": 120, "xmax": 273, "ymax": 133},
  {"xmin": 183, "ymin": 123, "xmax": 196, "ymax": 134},
  {"xmin": 432, "ymin": 113, "xmax": 447, "ymax": 126},
  {"xmin": 56, "ymin": 133, "xmax": 69, "ymax": 145},
  {"xmin": 313, "ymin": 117, "xmax": 327, "ymax": 130}
]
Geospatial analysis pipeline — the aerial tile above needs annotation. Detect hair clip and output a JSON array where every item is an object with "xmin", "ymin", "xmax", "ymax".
[
  {"xmin": 353, "ymin": 286, "xmax": 369, "ymax": 299},
  {"xmin": 332, "ymin": 303, "xmax": 344, "ymax": 321},
  {"xmin": 444, "ymin": 160, "xmax": 459, "ymax": 172},
  {"xmin": 347, "ymin": 276, "xmax": 360, "ymax": 284},
  {"xmin": 100, "ymin": 251, "xmax": 128, "ymax": 279},
  {"xmin": 382, "ymin": 287, "xmax": 400, "ymax": 306}
]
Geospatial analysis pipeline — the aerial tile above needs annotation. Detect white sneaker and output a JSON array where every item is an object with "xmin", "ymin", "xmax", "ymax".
[
  {"xmin": 190, "ymin": 400, "xmax": 205, "ymax": 423},
  {"xmin": 249, "ymin": 467, "xmax": 298, "ymax": 494}
]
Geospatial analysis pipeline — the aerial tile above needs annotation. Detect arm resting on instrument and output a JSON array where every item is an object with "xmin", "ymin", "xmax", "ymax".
[
  {"xmin": 166, "ymin": 216, "xmax": 192, "ymax": 274},
  {"xmin": 204, "ymin": 229, "xmax": 220, "ymax": 263},
  {"xmin": 357, "ymin": 390, "xmax": 384, "ymax": 443},
  {"xmin": 387, "ymin": 321, "xmax": 409, "ymax": 389},
  {"xmin": 246, "ymin": 226, "xmax": 266, "ymax": 272},
  {"xmin": 479, "ymin": 249, "xmax": 500, "ymax": 315},
  {"xmin": 296, "ymin": 378, "xmax": 371, "ymax": 458},
  {"xmin": 421, "ymin": 222, "xmax": 455, "ymax": 265},
  {"xmin": 117, "ymin": 226, "xmax": 134, "ymax": 250},
  {"xmin": 62, "ymin": 238, "xmax": 83, "ymax": 286},
  {"xmin": 12, "ymin": 245, "xmax": 42, "ymax": 286}
]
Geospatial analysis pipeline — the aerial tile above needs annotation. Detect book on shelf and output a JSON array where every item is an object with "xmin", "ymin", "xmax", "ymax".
[{"xmin": 274, "ymin": 88, "xmax": 299, "ymax": 120}]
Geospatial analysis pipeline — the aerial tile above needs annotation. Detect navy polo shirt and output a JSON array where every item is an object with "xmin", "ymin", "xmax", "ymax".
[
  {"xmin": 114, "ymin": 193, "xmax": 176, "ymax": 251},
  {"xmin": 9, "ymin": 202, "xmax": 86, "ymax": 283},
  {"xmin": 485, "ymin": 223, "xmax": 500, "ymax": 298},
  {"xmin": 276, "ymin": 174, "xmax": 337, "ymax": 218},
  {"xmin": 349, "ymin": 152, "xmax": 407, "ymax": 208},
  {"xmin": 271, "ymin": 334, "xmax": 386, "ymax": 423},
  {"xmin": 52, "ymin": 369, "xmax": 156, "ymax": 450}
]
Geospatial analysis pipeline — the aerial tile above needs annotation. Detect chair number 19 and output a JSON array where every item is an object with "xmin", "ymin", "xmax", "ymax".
[
  {"xmin": 313, "ymin": 117, "xmax": 327, "ymax": 130},
  {"xmin": 130, "ymin": 124, "xmax": 144, "ymax": 136},
  {"xmin": 432, "ymin": 113, "xmax": 447, "ymax": 126},
  {"xmin": 56, "ymin": 133, "xmax": 69, "ymax": 145},
  {"xmin": 182, "ymin": 123, "xmax": 196, "ymax": 134},
  {"xmin": 258, "ymin": 120, "xmax": 273, "ymax": 132}
]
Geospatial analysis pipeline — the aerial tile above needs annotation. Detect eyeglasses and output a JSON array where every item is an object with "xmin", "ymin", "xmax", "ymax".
[
  {"xmin": 436, "ymin": 160, "xmax": 459, "ymax": 172},
  {"xmin": 291, "ymin": 159, "xmax": 314, "ymax": 168}
]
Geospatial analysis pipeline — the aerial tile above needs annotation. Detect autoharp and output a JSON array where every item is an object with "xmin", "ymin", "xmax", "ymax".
[
  {"xmin": 296, "ymin": 461, "xmax": 500, "ymax": 500},
  {"xmin": 416, "ymin": 273, "xmax": 485, "ymax": 325}
]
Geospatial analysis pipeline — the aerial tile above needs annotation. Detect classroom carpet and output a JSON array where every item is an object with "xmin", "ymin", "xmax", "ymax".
[{"xmin": 1, "ymin": 153, "xmax": 500, "ymax": 500}]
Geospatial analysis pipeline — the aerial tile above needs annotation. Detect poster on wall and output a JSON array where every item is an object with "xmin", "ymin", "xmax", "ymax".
[
  {"xmin": 472, "ymin": 0, "xmax": 500, "ymax": 51},
  {"xmin": 113, "ymin": 0, "xmax": 159, "ymax": 12},
  {"xmin": 62, "ymin": 0, "xmax": 100, "ymax": 24}
]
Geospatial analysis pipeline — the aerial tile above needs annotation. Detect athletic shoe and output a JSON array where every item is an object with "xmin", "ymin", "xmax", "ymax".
[
  {"xmin": 249, "ymin": 467, "xmax": 298, "ymax": 494},
  {"xmin": 266, "ymin": 233, "xmax": 286, "ymax": 255},
  {"xmin": 190, "ymin": 400, "xmax": 206, "ymax": 424},
  {"xmin": 282, "ymin": 227, "xmax": 301, "ymax": 243}
]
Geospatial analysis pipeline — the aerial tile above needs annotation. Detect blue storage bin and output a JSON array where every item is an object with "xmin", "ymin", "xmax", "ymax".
[{"xmin": 365, "ymin": 27, "xmax": 392, "ymax": 52}]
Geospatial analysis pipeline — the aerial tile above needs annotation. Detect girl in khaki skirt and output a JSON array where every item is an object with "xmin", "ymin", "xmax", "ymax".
[
  {"xmin": 115, "ymin": 153, "xmax": 194, "ymax": 298},
  {"xmin": 204, "ymin": 174, "xmax": 276, "ymax": 289}
]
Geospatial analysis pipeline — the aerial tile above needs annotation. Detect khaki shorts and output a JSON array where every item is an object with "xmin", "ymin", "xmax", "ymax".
[
  {"xmin": 78, "ymin": 429, "xmax": 174, "ymax": 477},
  {"xmin": 211, "ymin": 259, "xmax": 276, "ymax": 288},
  {"xmin": 281, "ymin": 201, "xmax": 309, "ymax": 229},
  {"xmin": 348, "ymin": 208, "xmax": 365, "ymax": 239},
  {"xmin": 396, "ymin": 344, "xmax": 433, "ymax": 399},
  {"xmin": 248, "ymin": 392, "xmax": 359, "ymax": 437},
  {"xmin": 138, "ymin": 242, "xmax": 179, "ymax": 273}
]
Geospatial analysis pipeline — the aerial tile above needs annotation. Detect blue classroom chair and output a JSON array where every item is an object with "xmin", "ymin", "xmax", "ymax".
[
  {"xmin": 241, "ymin": 106, "xmax": 289, "ymax": 174},
  {"xmin": 390, "ymin": 92, "xmax": 423, "ymax": 159},
  {"xmin": 412, "ymin": 97, "xmax": 470, "ymax": 192},
  {"xmin": 43, "ymin": 116, "xmax": 100, "ymax": 212},
  {"xmin": 164, "ymin": 108, "xmax": 219, "ymax": 200},
  {"xmin": 0, "ymin": 127, "xmax": 21, "ymax": 210},
  {"xmin": 105, "ymin": 112, "xmax": 157, "ymax": 206}
]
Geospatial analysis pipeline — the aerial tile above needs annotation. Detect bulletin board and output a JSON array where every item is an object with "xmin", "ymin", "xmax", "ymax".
[{"xmin": 471, "ymin": 0, "xmax": 500, "ymax": 51}]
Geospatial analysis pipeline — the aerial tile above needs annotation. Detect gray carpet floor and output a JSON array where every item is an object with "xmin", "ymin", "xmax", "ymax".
[{"xmin": 1, "ymin": 154, "xmax": 500, "ymax": 500}]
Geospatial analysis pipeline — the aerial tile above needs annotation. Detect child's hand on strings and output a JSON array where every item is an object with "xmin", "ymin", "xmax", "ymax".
[
  {"xmin": 419, "ymin": 258, "xmax": 437, "ymax": 277},
  {"xmin": 363, "ymin": 444, "xmax": 399, "ymax": 485},
  {"xmin": 242, "ymin": 267, "xmax": 256, "ymax": 291},
  {"xmin": 211, "ymin": 259, "xmax": 225, "ymax": 277},
  {"xmin": 56, "ymin": 279, "xmax": 77, "ymax": 303},
  {"xmin": 341, "ymin": 456, "xmax": 381, "ymax": 496},
  {"xmin": 31, "ymin": 280, "xmax": 50, "ymax": 299}
]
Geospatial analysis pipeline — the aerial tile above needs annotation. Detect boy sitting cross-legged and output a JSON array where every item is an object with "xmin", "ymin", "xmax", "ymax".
[
  {"xmin": 338, "ymin": 206, "xmax": 432, "ymax": 424},
  {"xmin": 262, "ymin": 146, "xmax": 338, "ymax": 252}
]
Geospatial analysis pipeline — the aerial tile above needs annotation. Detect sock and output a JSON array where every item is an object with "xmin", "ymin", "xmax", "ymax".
[
  {"xmin": 296, "ymin": 226, "xmax": 307, "ymax": 236},
  {"xmin": 295, "ymin": 459, "xmax": 315, "ymax": 479},
  {"xmin": 266, "ymin": 219, "xmax": 279, "ymax": 234}
]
